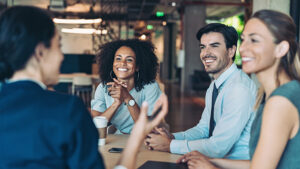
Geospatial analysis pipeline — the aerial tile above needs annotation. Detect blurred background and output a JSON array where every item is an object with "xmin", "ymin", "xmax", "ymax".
[{"xmin": 0, "ymin": 0, "xmax": 299, "ymax": 132}]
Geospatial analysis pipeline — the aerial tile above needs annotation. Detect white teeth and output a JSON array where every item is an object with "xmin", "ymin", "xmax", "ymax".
[
  {"xmin": 118, "ymin": 68, "xmax": 128, "ymax": 72},
  {"xmin": 242, "ymin": 57, "xmax": 254, "ymax": 61},
  {"xmin": 205, "ymin": 59, "xmax": 214, "ymax": 63}
]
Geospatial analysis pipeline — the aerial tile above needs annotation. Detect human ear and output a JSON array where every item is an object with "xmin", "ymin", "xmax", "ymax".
[
  {"xmin": 34, "ymin": 43, "xmax": 46, "ymax": 62},
  {"xmin": 275, "ymin": 41, "xmax": 289, "ymax": 59},
  {"xmin": 228, "ymin": 45, "xmax": 237, "ymax": 59}
]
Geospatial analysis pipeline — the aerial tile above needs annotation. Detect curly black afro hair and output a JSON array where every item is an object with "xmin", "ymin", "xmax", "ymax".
[{"xmin": 96, "ymin": 39, "xmax": 159, "ymax": 92}]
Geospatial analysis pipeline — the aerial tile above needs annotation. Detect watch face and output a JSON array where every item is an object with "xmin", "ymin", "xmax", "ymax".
[{"xmin": 129, "ymin": 99, "xmax": 135, "ymax": 106}]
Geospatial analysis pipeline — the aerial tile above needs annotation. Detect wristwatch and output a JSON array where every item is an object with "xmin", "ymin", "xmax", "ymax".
[{"xmin": 127, "ymin": 99, "xmax": 135, "ymax": 106}]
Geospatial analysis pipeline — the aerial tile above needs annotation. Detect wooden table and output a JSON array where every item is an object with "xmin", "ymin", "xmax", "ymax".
[{"xmin": 99, "ymin": 134, "xmax": 181, "ymax": 169}]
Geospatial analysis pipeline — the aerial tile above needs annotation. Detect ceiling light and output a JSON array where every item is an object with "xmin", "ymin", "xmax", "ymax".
[
  {"xmin": 171, "ymin": 2, "xmax": 176, "ymax": 7},
  {"xmin": 156, "ymin": 11, "xmax": 164, "ymax": 17},
  {"xmin": 101, "ymin": 29, "xmax": 108, "ymax": 34},
  {"xmin": 61, "ymin": 28, "xmax": 107, "ymax": 35},
  {"xmin": 147, "ymin": 25, "xmax": 153, "ymax": 30},
  {"xmin": 139, "ymin": 34, "xmax": 147, "ymax": 40},
  {"xmin": 53, "ymin": 18, "xmax": 102, "ymax": 24}
]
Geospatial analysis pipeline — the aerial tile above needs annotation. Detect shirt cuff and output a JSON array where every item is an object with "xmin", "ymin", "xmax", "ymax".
[
  {"xmin": 170, "ymin": 139, "xmax": 189, "ymax": 155},
  {"xmin": 114, "ymin": 165, "xmax": 127, "ymax": 169},
  {"xmin": 172, "ymin": 132, "xmax": 185, "ymax": 140},
  {"xmin": 90, "ymin": 100, "xmax": 106, "ymax": 112}
]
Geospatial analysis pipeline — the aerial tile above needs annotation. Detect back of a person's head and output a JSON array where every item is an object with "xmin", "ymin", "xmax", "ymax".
[
  {"xmin": 0, "ymin": 6, "xmax": 55, "ymax": 81},
  {"xmin": 252, "ymin": 9, "xmax": 300, "ymax": 81}
]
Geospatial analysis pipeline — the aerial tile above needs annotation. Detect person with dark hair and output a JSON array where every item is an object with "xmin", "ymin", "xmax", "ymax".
[
  {"xmin": 91, "ymin": 39, "xmax": 162, "ymax": 134},
  {"xmin": 0, "ymin": 6, "xmax": 168, "ymax": 169},
  {"xmin": 196, "ymin": 23, "xmax": 238, "ymax": 61},
  {"xmin": 176, "ymin": 9, "xmax": 300, "ymax": 169},
  {"xmin": 145, "ymin": 23, "xmax": 256, "ymax": 160}
]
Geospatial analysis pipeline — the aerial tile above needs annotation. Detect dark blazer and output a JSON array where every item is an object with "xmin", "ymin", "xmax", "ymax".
[{"xmin": 0, "ymin": 80, "xmax": 105, "ymax": 169}]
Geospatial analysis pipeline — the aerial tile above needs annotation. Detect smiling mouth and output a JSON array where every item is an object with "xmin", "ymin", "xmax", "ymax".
[
  {"xmin": 202, "ymin": 58, "xmax": 217, "ymax": 65},
  {"xmin": 202, "ymin": 55, "xmax": 217, "ymax": 64},
  {"xmin": 242, "ymin": 57, "xmax": 254, "ymax": 62},
  {"xmin": 117, "ymin": 68, "xmax": 128, "ymax": 72},
  {"xmin": 204, "ymin": 59, "xmax": 215, "ymax": 63}
]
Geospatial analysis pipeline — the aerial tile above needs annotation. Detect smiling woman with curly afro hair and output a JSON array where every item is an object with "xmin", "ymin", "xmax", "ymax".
[
  {"xmin": 97, "ymin": 39, "xmax": 159, "ymax": 91},
  {"xmin": 91, "ymin": 39, "xmax": 162, "ymax": 134}
]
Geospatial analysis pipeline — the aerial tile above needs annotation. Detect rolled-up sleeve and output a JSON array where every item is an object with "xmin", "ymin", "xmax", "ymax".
[
  {"xmin": 170, "ymin": 84, "xmax": 254, "ymax": 158},
  {"xmin": 170, "ymin": 88, "xmax": 211, "ymax": 154},
  {"xmin": 170, "ymin": 108, "xmax": 210, "ymax": 154},
  {"xmin": 91, "ymin": 83, "xmax": 107, "ymax": 113}
]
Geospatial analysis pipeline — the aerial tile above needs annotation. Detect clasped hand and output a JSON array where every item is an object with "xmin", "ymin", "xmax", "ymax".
[
  {"xmin": 144, "ymin": 127, "xmax": 174, "ymax": 152},
  {"xmin": 107, "ymin": 78, "xmax": 130, "ymax": 105}
]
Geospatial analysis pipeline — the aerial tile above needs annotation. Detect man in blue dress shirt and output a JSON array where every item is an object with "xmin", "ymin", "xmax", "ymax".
[{"xmin": 145, "ymin": 23, "xmax": 257, "ymax": 160}]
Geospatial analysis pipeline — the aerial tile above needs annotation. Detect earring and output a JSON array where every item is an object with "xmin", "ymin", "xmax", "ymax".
[
  {"xmin": 110, "ymin": 70, "xmax": 115, "ymax": 79},
  {"xmin": 136, "ymin": 71, "xmax": 139, "ymax": 81}
]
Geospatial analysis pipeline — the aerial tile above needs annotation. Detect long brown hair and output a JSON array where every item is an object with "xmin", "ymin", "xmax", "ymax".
[{"xmin": 251, "ymin": 10, "xmax": 300, "ymax": 109}]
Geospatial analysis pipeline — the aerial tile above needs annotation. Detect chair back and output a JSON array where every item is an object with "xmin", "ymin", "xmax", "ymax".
[{"xmin": 72, "ymin": 76, "xmax": 93, "ymax": 107}]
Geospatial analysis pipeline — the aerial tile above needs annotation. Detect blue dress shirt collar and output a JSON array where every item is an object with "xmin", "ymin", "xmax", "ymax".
[{"xmin": 214, "ymin": 63, "xmax": 237, "ymax": 89}]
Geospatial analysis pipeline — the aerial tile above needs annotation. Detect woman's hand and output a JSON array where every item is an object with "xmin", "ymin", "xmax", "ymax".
[
  {"xmin": 177, "ymin": 151, "xmax": 219, "ymax": 169},
  {"xmin": 96, "ymin": 81, "xmax": 130, "ymax": 121},
  {"xmin": 107, "ymin": 81, "xmax": 130, "ymax": 105},
  {"xmin": 118, "ymin": 93, "xmax": 168, "ymax": 169},
  {"xmin": 107, "ymin": 82, "xmax": 122, "ymax": 104},
  {"xmin": 113, "ymin": 78, "xmax": 127, "ymax": 88},
  {"xmin": 131, "ymin": 93, "xmax": 168, "ymax": 138}
]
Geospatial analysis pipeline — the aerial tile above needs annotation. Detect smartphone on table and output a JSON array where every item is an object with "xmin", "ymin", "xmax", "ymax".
[{"xmin": 108, "ymin": 147, "xmax": 124, "ymax": 153}]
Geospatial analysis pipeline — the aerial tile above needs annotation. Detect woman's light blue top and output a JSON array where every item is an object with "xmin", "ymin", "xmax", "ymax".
[{"xmin": 91, "ymin": 82, "xmax": 162, "ymax": 133}]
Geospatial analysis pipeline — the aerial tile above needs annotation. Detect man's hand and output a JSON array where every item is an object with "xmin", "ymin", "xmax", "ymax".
[
  {"xmin": 176, "ymin": 151, "xmax": 219, "ymax": 169},
  {"xmin": 145, "ymin": 127, "xmax": 174, "ymax": 152}
]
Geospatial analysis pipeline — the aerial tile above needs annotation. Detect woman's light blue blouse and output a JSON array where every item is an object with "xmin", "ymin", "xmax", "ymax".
[{"xmin": 91, "ymin": 82, "xmax": 162, "ymax": 133}]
